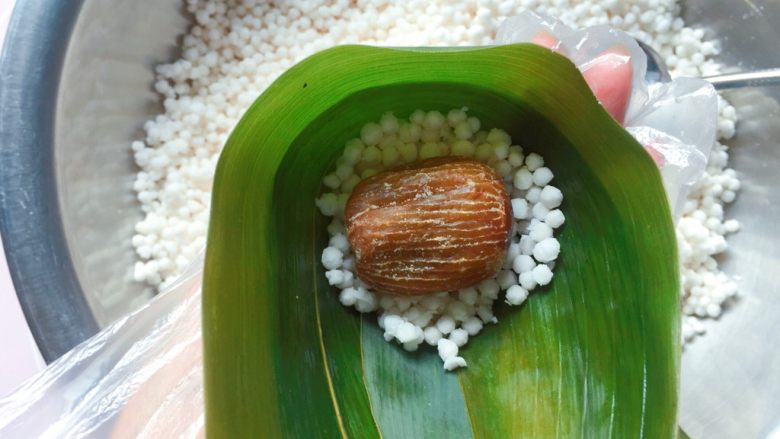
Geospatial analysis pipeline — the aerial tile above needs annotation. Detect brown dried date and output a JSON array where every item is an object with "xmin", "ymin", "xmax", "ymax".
[{"xmin": 345, "ymin": 157, "xmax": 512, "ymax": 296}]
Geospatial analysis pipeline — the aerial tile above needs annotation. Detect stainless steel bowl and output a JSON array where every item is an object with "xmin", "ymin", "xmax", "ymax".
[
  {"xmin": 679, "ymin": 2, "xmax": 780, "ymax": 438},
  {"xmin": 1, "ymin": 0, "xmax": 185, "ymax": 359},
  {"xmin": 0, "ymin": 0, "xmax": 778, "ymax": 437}
]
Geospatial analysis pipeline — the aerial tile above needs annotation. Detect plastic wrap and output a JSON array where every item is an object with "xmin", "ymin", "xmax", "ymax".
[
  {"xmin": 498, "ymin": 11, "xmax": 718, "ymax": 218},
  {"xmin": 0, "ymin": 13, "xmax": 719, "ymax": 437},
  {"xmin": 0, "ymin": 257, "xmax": 204, "ymax": 438}
]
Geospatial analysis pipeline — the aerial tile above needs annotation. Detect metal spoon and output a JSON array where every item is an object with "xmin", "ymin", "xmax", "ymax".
[{"xmin": 636, "ymin": 40, "xmax": 780, "ymax": 89}]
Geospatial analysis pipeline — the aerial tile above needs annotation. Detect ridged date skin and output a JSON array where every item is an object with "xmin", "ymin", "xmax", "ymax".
[{"xmin": 345, "ymin": 157, "xmax": 512, "ymax": 296}]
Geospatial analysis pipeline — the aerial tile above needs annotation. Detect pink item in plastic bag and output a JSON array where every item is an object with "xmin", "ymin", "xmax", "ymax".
[
  {"xmin": 579, "ymin": 47, "xmax": 633, "ymax": 124},
  {"xmin": 531, "ymin": 31, "xmax": 559, "ymax": 50},
  {"xmin": 498, "ymin": 11, "xmax": 718, "ymax": 219},
  {"xmin": 526, "ymin": 29, "xmax": 633, "ymax": 124},
  {"xmin": 644, "ymin": 144, "xmax": 667, "ymax": 167}
]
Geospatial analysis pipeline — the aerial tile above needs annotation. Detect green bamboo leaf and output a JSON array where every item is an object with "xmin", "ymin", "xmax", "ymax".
[
  {"xmin": 361, "ymin": 321, "xmax": 472, "ymax": 439},
  {"xmin": 203, "ymin": 44, "xmax": 679, "ymax": 438}
]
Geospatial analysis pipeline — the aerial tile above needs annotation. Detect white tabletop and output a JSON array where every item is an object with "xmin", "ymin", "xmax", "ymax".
[{"xmin": 0, "ymin": 0, "xmax": 45, "ymax": 398}]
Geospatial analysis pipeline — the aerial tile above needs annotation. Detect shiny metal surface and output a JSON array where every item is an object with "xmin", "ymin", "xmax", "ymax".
[
  {"xmin": 680, "ymin": 1, "xmax": 780, "ymax": 438},
  {"xmin": 637, "ymin": 40, "xmax": 673, "ymax": 84},
  {"xmin": 0, "ymin": 0, "xmax": 98, "ymax": 362},
  {"xmin": 55, "ymin": 0, "xmax": 186, "ymax": 326},
  {"xmin": 639, "ymin": 38, "xmax": 780, "ymax": 89},
  {"xmin": 0, "ymin": 0, "xmax": 779, "ymax": 435},
  {"xmin": 705, "ymin": 69, "xmax": 780, "ymax": 90},
  {"xmin": 0, "ymin": 0, "xmax": 185, "ymax": 360}
]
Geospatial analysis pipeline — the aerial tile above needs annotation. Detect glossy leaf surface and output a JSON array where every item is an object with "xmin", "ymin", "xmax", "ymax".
[{"xmin": 202, "ymin": 44, "xmax": 679, "ymax": 438}]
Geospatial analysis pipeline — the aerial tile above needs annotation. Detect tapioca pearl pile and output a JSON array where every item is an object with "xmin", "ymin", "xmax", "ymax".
[
  {"xmin": 677, "ymin": 93, "xmax": 741, "ymax": 343},
  {"xmin": 316, "ymin": 109, "xmax": 564, "ymax": 370},
  {"xmin": 132, "ymin": 0, "xmax": 740, "ymax": 345}
]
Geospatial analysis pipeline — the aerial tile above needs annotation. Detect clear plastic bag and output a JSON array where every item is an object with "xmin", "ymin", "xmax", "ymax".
[
  {"xmin": 498, "ymin": 10, "xmax": 718, "ymax": 218},
  {"xmin": 0, "ymin": 257, "xmax": 205, "ymax": 438},
  {"xmin": 0, "ymin": 13, "xmax": 719, "ymax": 437}
]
